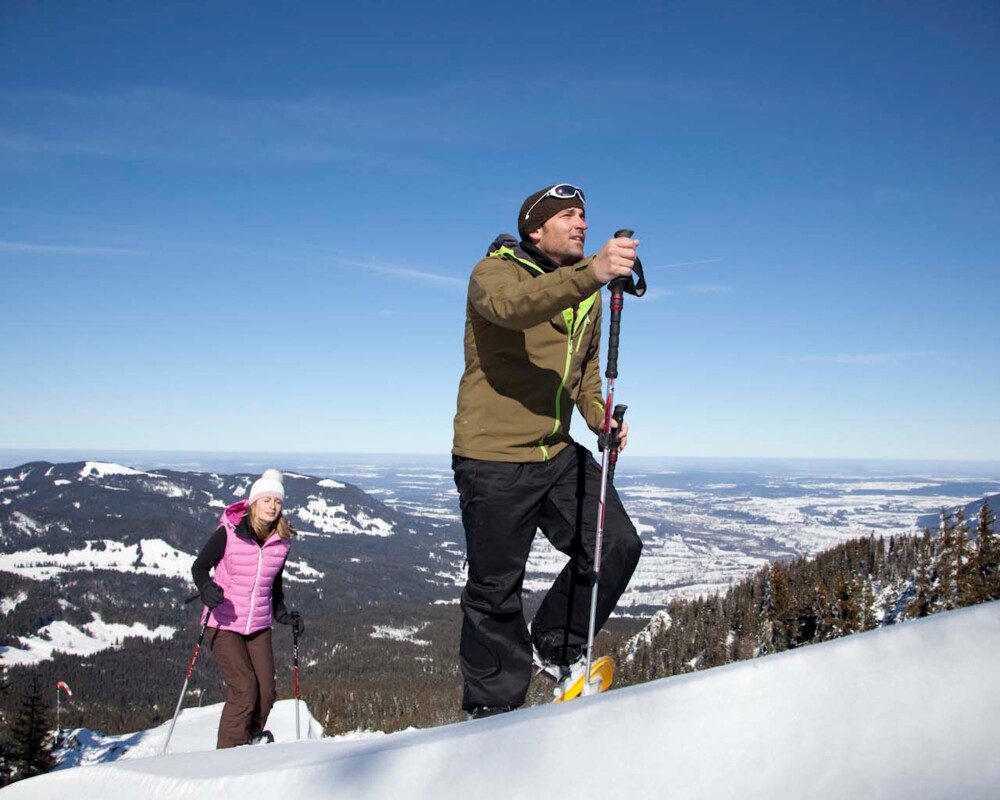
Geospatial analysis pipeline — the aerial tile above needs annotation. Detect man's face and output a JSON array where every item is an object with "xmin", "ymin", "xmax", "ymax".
[{"xmin": 530, "ymin": 207, "xmax": 587, "ymax": 266}]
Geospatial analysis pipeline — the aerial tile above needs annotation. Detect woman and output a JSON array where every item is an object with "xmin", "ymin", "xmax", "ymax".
[{"xmin": 192, "ymin": 468, "xmax": 303, "ymax": 748}]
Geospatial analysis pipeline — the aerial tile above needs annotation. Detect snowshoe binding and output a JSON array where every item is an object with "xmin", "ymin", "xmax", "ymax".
[
  {"xmin": 533, "ymin": 646, "xmax": 615, "ymax": 703},
  {"xmin": 551, "ymin": 656, "xmax": 614, "ymax": 702}
]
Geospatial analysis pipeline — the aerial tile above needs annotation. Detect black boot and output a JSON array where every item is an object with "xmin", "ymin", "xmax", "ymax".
[{"xmin": 466, "ymin": 705, "xmax": 517, "ymax": 720}]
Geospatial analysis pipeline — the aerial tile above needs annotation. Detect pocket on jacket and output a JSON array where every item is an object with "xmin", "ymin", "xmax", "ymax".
[
  {"xmin": 211, "ymin": 600, "xmax": 237, "ymax": 627},
  {"xmin": 452, "ymin": 456, "xmax": 477, "ymax": 505}
]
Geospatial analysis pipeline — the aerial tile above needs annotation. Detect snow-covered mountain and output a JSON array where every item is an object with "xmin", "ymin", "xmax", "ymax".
[
  {"xmin": 0, "ymin": 460, "xmax": 465, "ymax": 664},
  {"xmin": 0, "ymin": 460, "xmax": 454, "ymax": 547},
  {"xmin": 0, "ymin": 460, "xmax": 473, "ymax": 737},
  {"xmin": 5, "ymin": 601, "xmax": 998, "ymax": 799}
]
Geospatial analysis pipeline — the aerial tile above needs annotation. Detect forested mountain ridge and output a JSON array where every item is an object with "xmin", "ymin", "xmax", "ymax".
[{"xmin": 617, "ymin": 500, "xmax": 999, "ymax": 685}]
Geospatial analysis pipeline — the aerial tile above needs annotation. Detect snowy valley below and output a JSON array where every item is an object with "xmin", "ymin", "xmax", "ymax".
[{"xmin": 5, "ymin": 453, "xmax": 997, "ymax": 639}]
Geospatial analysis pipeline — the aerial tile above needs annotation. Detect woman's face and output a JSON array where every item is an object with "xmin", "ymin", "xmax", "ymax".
[{"xmin": 253, "ymin": 495, "xmax": 282, "ymax": 524}]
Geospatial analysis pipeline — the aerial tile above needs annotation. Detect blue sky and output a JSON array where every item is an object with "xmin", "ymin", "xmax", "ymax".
[{"xmin": 2, "ymin": 1, "xmax": 997, "ymax": 460}]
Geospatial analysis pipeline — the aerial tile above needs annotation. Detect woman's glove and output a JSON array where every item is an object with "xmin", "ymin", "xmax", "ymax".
[
  {"xmin": 200, "ymin": 581, "xmax": 225, "ymax": 608},
  {"xmin": 275, "ymin": 608, "xmax": 304, "ymax": 636}
]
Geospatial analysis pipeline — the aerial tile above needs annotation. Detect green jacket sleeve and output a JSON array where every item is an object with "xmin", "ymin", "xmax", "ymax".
[{"xmin": 469, "ymin": 256, "xmax": 604, "ymax": 331}]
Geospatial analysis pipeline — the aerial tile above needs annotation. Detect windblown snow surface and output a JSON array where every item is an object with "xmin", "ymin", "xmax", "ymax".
[{"xmin": 5, "ymin": 602, "xmax": 999, "ymax": 799}]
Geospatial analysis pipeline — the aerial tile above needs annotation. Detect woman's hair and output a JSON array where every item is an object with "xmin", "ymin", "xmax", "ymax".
[{"xmin": 248, "ymin": 501, "xmax": 295, "ymax": 541}]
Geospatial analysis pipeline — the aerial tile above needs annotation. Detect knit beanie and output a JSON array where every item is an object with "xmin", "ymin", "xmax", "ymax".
[
  {"xmin": 517, "ymin": 184, "xmax": 586, "ymax": 242},
  {"xmin": 248, "ymin": 468, "xmax": 285, "ymax": 505}
]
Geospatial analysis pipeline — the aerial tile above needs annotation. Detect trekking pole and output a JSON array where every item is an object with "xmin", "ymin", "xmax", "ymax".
[
  {"xmin": 292, "ymin": 623, "xmax": 301, "ymax": 740},
  {"xmin": 582, "ymin": 228, "xmax": 642, "ymax": 696},
  {"xmin": 163, "ymin": 610, "xmax": 209, "ymax": 755}
]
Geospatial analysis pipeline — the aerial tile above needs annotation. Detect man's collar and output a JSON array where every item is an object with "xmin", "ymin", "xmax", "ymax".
[{"xmin": 520, "ymin": 240, "xmax": 563, "ymax": 272}]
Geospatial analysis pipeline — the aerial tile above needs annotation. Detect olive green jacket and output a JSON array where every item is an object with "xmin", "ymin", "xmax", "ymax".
[{"xmin": 452, "ymin": 235, "xmax": 606, "ymax": 463}]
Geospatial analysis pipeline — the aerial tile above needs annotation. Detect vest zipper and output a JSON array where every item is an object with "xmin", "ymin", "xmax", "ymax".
[{"xmin": 246, "ymin": 546, "xmax": 264, "ymax": 635}]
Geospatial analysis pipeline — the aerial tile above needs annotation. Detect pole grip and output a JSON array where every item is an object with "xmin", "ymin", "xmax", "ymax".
[
  {"xmin": 605, "ymin": 229, "xmax": 633, "ymax": 380},
  {"xmin": 608, "ymin": 404, "xmax": 628, "ymax": 484}
]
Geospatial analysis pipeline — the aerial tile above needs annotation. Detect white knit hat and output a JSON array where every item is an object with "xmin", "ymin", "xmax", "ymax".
[{"xmin": 248, "ymin": 468, "xmax": 285, "ymax": 506}]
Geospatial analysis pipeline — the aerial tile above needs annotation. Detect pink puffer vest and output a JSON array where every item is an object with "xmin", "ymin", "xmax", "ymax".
[{"xmin": 206, "ymin": 501, "xmax": 291, "ymax": 635}]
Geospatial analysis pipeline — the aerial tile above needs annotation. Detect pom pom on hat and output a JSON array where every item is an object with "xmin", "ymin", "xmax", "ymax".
[{"xmin": 248, "ymin": 468, "xmax": 285, "ymax": 506}]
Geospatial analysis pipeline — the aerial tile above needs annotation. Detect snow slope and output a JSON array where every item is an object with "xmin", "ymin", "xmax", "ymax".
[
  {"xmin": 54, "ymin": 699, "xmax": 327, "ymax": 769},
  {"xmin": 0, "ymin": 614, "xmax": 174, "ymax": 666},
  {"xmin": 0, "ymin": 539, "xmax": 193, "ymax": 582},
  {"xmin": 5, "ymin": 602, "xmax": 999, "ymax": 799}
]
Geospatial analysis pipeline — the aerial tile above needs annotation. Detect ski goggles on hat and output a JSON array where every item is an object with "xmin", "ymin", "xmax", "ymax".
[{"xmin": 522, "ymin": 183, "xmax": 586, "ymax": 222}]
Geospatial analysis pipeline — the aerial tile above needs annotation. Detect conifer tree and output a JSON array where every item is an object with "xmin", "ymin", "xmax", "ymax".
[
  {"xmin": 813, "ymin": 581, "xmax": 834, "ymax": 641},
  {"xmin": 756, "ymin": 569, "xmax": 775, "ymax": 655},
  {"xmin": 953, "ymin": 508, "xmax": 976, "ymax": 607},
  {"xmin": 0, "ymin": 674, "xmax": 11, "ymax": 787},
  {"xmin": 874, "ymin": 535, "xmax": 887, "ymax": 582},
  {"xmin": 7, "ymin": 675, "xmax": 56, "ymax": 783},
  {"xmin": 976, "ymin": 499, "xmax": 999, "ymax": 601},
  {"xmin": 0, "ymin": 736, "xmax": 10, "ymax": 787},
  {"xmin": 860, "ymin": 577, "xmax": 877, "ymax": 631},
  {"xmin": 833, "ymin": 576, "xmax": 861, "ymax": 636},
  {"xmin": 936, "ymin": 508, "xmax": 957, "ymax": 610},
  {"xmin": 767, "ymin": 562, "xmax": 795, "ymax": 650},
  {"xmin": 908, "ymin": 530, "xmax": 935, "ymax": 619}
]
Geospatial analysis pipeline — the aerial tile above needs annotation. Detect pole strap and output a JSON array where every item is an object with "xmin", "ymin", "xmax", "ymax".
[{"xmin": 611, "ymin": 228, "xmax": 647, "ymax": 298}]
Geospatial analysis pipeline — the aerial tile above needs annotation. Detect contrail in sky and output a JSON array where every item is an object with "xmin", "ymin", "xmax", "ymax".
[{"xmin": 0, "ymin": 240, "xmax": 146, "ymax": 256}]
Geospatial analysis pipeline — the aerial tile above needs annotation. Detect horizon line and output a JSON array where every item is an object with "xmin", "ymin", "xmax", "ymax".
[{"xmin": 1, "ymin": 447, "xmax": 998, "ymax": 467}]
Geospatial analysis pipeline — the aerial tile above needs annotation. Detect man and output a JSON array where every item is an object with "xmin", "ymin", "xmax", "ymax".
[{"xmin": 452, "ymin": 183, "xmax": 643, "ymax": 718}]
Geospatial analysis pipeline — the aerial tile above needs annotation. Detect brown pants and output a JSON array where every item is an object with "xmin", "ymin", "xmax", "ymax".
[{"xmin": 208, "ymin": 627, "xmax": 276, "ymax": 748}]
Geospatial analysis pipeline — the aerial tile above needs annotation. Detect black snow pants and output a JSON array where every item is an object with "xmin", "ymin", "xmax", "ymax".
[{"xmin": 453, "ymin": 443, "xmax": 642, "ymax": 712}]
